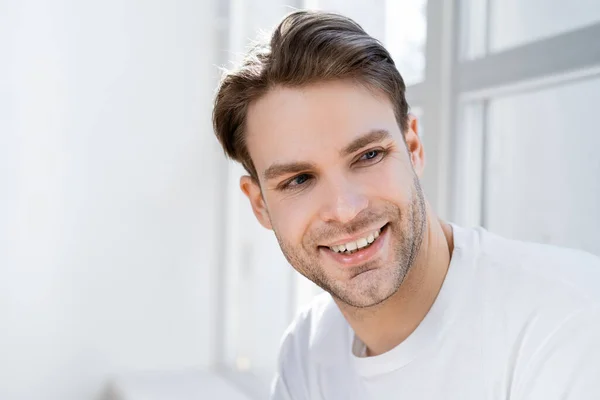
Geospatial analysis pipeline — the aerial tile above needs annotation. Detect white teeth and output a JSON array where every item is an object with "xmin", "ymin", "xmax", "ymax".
[
  {"xmin": 328, "ymin": 228, "xmax": 383, "ymax": 253},
  {"xmin": 356, "ymin": 238, "xmax": 368, "ymax": 249}
]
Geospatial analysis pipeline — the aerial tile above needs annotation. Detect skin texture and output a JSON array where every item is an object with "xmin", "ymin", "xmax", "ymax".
[{"xmin": 241, "ymin": 80, "xmax": 454, "ymax": 356}]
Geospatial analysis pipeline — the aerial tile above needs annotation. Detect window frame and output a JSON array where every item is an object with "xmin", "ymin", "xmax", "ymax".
[{"xmin": 421, "ymin": 0, "xmax": 600, "ymax": 227}]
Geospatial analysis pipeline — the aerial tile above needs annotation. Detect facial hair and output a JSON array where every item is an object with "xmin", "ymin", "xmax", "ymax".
[{"xmin": 273, "ymin": 175, "xmax": 427, "ymax": 308}]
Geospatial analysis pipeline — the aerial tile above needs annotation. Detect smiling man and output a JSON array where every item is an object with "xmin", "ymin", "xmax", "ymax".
[{"xmin": 212, "ymin": 10, "xmax": 600, "ymax": 400}]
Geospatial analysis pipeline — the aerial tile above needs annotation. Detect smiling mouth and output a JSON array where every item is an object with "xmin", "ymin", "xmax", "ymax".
[{"xmin": 323, "ymin": 224, "xmax": 388, "ymax": 255}]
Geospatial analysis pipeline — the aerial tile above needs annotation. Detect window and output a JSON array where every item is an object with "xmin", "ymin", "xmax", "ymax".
[
  {"xmin": 450, "ymin": 0, "xmax": 600, "ymax": 259},
  {"xmin": 461, "ymin": 0, "xmax": 600, "ymax": 58},
  {"xmin": 385, "ymin": 0, "xmax": 427, "ymax": 85},
  {"xmin": 489, "ymin": 0, "xmax": 600, "ymax": 52},
  {"xmin": 484, "ymin": 78, "xmax": 600, "ymax": 255}
]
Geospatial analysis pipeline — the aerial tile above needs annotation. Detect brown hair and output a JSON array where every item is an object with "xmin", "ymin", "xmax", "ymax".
[{"xmin": 212, "ymin": 10, "xmax": 410, "ymax": 181}]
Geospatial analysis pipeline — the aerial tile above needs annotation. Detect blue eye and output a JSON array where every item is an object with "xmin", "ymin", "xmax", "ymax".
[
  {"xmin": 362, "ymin": 150, "xmax": 379, "ymax": 160},
  {"xmin": 292, "ymin": 174, "xmax": 309, "ymax": 185},
  {"xmin": 354, "ymin": 148, "xmax": 387, "ymax": 167},
  {"xmin": 280, "ymin": 173, "xmax": 312, "ymax": 191}
]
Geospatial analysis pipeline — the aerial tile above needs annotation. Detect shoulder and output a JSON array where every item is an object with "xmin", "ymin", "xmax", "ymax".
[
  {"xmin": 278, "ymin": 292, "xmax": 350, "ymax": 366},
  {"xmin": 512, "ymin": 306, "xmax": 600, "ymax": 399},
  {"xmin": 467, "ymin": 228, "xmax": 600, "ymax": 372},
  {"xmin": 452, "ymin": 226, "xmax": 600, "ymax": 397},
  {"xmin": 271, "ymin": 293, "xmax": 350, "ymax": 398},
  {"xmin": 474, "ymin": 227, "xmax": 600, "ymax": 307}
]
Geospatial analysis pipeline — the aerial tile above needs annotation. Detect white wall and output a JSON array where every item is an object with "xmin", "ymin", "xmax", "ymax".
[{"xmin": 0, "ymin": 1, "xmax": 223, "ymax": 399}]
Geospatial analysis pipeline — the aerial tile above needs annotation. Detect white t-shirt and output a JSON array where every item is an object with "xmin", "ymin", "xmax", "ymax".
[{"xmin": 270, "ymin": 224, "xmax": 600, "ymax": 399}]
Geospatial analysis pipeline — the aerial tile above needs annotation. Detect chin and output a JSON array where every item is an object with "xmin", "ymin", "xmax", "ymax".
[{"xmin": 330, "ymin": 267, "xmax": 399, "ymax": 308}]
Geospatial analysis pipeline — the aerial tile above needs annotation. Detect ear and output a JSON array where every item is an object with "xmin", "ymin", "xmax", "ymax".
[
  {"xmin": 240, "ymin": 175, "xmax": 273, "ymax": 230},
  {"xmin": 404, "ymin": 114, "xmax": 426, "ymax": 177}
]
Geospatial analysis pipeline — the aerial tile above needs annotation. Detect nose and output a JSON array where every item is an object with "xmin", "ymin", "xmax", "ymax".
[{"xmin": 318, "ymin": 176, "xmax": 369, "ymax": 224}]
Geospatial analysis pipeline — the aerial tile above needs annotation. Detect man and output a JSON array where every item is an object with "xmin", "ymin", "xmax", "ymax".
[{"xmin": 212, "ymin": 10, "xmax": 600, "ymax": 400}]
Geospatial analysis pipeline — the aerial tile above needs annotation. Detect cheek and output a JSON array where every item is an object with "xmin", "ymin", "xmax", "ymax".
[
  {"xmin": 361, "ymin": 158, "xmax": 414, "ymax": 203},
  {"xmin": 270, "ymin": 200, "xmax": 312, "ymax": 247}
]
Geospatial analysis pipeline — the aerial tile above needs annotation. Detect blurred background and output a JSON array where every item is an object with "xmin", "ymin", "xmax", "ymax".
[{"xmin": 1, "ymin": 0, "xmax": 599, "ymax": 399}]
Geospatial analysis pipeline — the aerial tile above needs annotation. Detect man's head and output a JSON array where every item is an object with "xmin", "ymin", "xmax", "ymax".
[{"xmin": 213, "ymin": 10, "xmax": 428, "ymax": 308}]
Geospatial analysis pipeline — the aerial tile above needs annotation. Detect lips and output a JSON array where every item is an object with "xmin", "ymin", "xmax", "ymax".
[
  {"xmin": 328, "ymin": 228, "xmax": 381, "ymax": 254},
  {"xmin": 321, "ymin": 224, "xmax": 389, "ymax": 268}
]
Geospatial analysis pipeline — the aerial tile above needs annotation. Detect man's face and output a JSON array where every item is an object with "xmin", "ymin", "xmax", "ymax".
[{"xmin": 242, "ymin": 80, "xmax": 427, "ymax": 308}]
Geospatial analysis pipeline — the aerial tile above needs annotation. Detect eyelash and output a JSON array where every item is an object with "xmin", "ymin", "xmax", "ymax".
[
  {"xmin": 279, "ymin": 173, "xmax": 313, "ymax": 191},
  {"xmin": 278, "ymin": 148, "xmax": 388, "ymax": 191},
  {"xmin": 356, "ymin": 148, "xmax": 387, "ymax": 164}
]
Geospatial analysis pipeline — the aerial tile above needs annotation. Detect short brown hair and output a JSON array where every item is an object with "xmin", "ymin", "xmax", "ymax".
[{"xmin": 212, "ymin": 10, "xmax": 410, "ymax": 181}]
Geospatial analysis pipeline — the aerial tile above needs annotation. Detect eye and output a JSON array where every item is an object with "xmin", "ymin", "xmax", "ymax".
[
  {"xmin": 362, "ymin": 150, "xmax": 380, "ymax": 160},
  {"xmin": 355, "ymin": 148, "xmax": 386, "ymax": 165},
  {"xmin": 280, "ymin": 173, "xmax": 312, "ymax": 190},
  {"xmin": 292, "ymin": 174, "xmax": 309, "ymax": 185}
]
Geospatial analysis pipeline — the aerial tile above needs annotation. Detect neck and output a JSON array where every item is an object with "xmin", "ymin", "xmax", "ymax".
[{"xmin": 335, "ymin": 208, "xmax": 454, "ymax": 356}]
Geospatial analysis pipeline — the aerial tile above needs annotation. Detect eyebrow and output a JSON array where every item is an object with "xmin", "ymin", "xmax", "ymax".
[{"xmin": 262, "ymin": 129, "xmax": 393, "ymax": 182}]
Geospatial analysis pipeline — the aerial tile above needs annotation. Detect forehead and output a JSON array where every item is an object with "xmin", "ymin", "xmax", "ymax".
[{"xmin": 245, "ymin": 80, "xmax": 400, "ymax": 174}]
